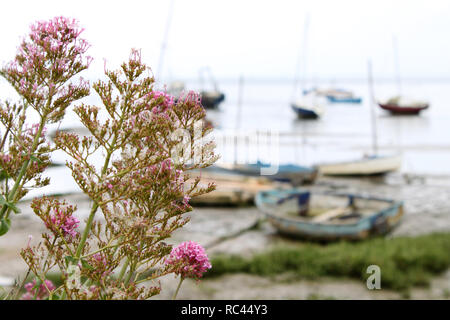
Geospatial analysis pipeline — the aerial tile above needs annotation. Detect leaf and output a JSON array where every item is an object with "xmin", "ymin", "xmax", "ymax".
[
  {"xmin": 80, "ymin": 258, "xmax": 94, "ymax": 271},
  {"xmin": 30, "ymin": 155, "xmax": 43, "ymax": 164},
  {"xmin": 0, "ymin": 218, "xmax": 11, "ymax": 236},
  {"xmin": 0, "ymin": 195, "xmax": 21, "ymax": 214},
  {"xmin": 6, "ymin": 202, "xmax": 20, "ymax": 214},
  {"xmin": 64, "ymin": 256, "xmax": 79, "ymax": 266},
  {"xmin": 49, "ymin": 293, "xmax": 60, "ymax": 300}
]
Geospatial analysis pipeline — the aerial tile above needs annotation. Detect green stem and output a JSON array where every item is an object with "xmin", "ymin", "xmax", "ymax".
[
  {"xmin": 0, "ymin": 115, "xmax": 47, "ymax": 220},
  {"xmin": 124, "ymin": 263, "xmax": 135, "ymax": 285},
  {"xmin": 172, "ymin": 277, "xmax": 184, "ymax": 300},
  {"xmin": 117, "ymin": 259, "xmax": 130, "ymax": 281},
  {"xmin": 74, "ymin": 111, "xmax": 123, "ymax": 258},
  {"xmin": 75, "ymin": 202, "xmax": 99, "ymax": 258}
]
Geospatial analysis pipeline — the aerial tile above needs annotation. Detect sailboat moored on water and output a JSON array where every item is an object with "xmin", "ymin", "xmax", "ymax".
[
  {"xmin": 378, "ymin": 96, "xmax": 429, "ymax": 115},
  {"xmin": 291, "ymin": 93, "xmax": 324, "ymax": 119},
  {"xmin": 380, "ymin": 37, "xmax": 430, "ymax": 115},
  {"xmin": 290, "ymin": 14, "xmax": 324, "ymax": 120}
]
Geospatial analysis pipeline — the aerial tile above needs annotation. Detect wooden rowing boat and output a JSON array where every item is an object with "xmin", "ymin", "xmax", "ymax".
[
  {"xmin": 189, "ymin": 170, "xmax": 280, "ymax": 206},
  {"xmin": 255, "ymin": 189, "xmax": 404, "ymax": 241}
]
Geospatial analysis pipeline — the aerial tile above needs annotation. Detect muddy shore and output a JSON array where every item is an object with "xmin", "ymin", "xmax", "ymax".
[{"xmin": 1, "ymin": 172, "xmax": 450, "ymax": 299}]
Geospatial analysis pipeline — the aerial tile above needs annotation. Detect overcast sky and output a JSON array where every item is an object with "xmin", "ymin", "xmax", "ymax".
[{"xmin": 1, "ymin": 0, "xmax": 450, "ymax": 82}]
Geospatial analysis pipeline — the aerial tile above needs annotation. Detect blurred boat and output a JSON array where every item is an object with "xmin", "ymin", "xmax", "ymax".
[
  {"xmin": 189, "ymin": 169, "xmax": 281, "ymax": 206},
  {"xmin": 291, "ymin": 92, "xmax": 324, "ymax": 119},
  {"xmin": 199, "ymin": 66, "xmax": 225, "ymax": 109},
  {"xmin": 316, "ymin": 154, "xmax": 402, "ymax": 176},
  {"xmin": 291, "ymin": 101, "xmax": 323, "ymax": 119},
  {"xmin": 378, "ymin": 96, "xmax": 429, "ymax": 115},
  {"xmin": 255, "ymin": 189, "xmax": 404, "ymax": 241},
  {"xmin": 304, "ymin": 88, "xmax": 362, "ymax": 104},
  {"xmin": 200, "ymin": 90, "xmax": 225, "ymax": 109},
  {"xmin": 325, "ymin": 90, "xmax": 362, "ymax": 104},
  {"xmin": 378, "ymin": 37, "xmax": 429, "ymax": 115},
  {"xmin": 290, "ymin": 15, "xmax": 324, "ymax": 120},
  {"xmin": 214, "ymin": 161, "xmax": 318, "ymax": 185}
]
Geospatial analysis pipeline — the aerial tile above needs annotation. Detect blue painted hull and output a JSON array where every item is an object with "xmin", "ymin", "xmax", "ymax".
[
  {"xmin": 255, "ymin": 189, "xmax": 404, "ymax": 241},
  {"xmin": 224, "ymin": 162, "xmax": 318, "ymax": 185},
  {"xmin": 326, "ymin": 96, "xmax": 362, "ymax": 104}
]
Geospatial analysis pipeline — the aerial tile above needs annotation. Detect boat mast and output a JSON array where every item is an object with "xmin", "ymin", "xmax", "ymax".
[
  {"xmin": 292, "ymin": 14, "xmax": 310, "ymax": 100},
  {"xmin": 156, "ymin": 0, "xmax": 175, "ymax": 82},
  {"xmin": 393, "ymin": 36, "xmax": 402, "ymax": 97},
  {"xmin": 368, "ymin": 60, "xmax": 378, "ymax": 156}
]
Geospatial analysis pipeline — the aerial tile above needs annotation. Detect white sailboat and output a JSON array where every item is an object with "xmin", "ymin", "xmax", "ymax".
[
  {"xmin": 317, "ymin": 60, "xmax": 402, "ymax": 176},
  {"xmin": 291, "ymin": 14, "xmax": 324, "ymax": 119}
]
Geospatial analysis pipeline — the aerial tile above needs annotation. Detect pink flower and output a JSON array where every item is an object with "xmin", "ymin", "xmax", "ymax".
[
  {"xmin": 182, "ymin": 195, "xmax": 191, "ymax": 206},
  {"xmin": 165, "ymin": 241, "xmax": 211, "ymax": 279},
  {"xmin": 47, "ymin": 208, "xmax": 79, "ymax": 239},
  {"xmin": 21, "ymin": 279, "xmax": 55, "ymax": 300},
  {"xmin": 150, "ymin": 90, "xmax": 174, "ymax": 114}
]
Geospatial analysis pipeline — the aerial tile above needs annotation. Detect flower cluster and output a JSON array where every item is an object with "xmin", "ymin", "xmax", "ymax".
[
  {"xmin": 31, "ymin": 197, "xmax": 79, "ymax": 240},
  {"xmin": 14, "ymin": 29, "xmax": 217, "ymax": 299},
  {"xmin": 21, "ymin": 279, "xmax": 55, "ymax": 300},
  {"xmin": 165, "ymin": 241, "xmax": 211, "ymax": 280},
  {"xmin": 48, "ymin": 209, "xmax": 80, "ymax": 239},
  {"xmin": 150, "ymin": 90, "xmax": 175, "ymax": 115},
  {"xmin": 0, "ymin": 16, "xmax": 91, "ymax": 237},
  {"xmin": 1, "ymin": 16, "xmax": 91, "ymax": 122}
]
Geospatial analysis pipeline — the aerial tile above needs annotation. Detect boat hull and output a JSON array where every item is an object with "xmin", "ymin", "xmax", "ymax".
[
  {"xmin": 201, "ymin": 92, "xmax": 225, "ymax": 109},
  {"xmin": 255, "ymin": 189, "xmax": 404, "ymax": 241},
  {"xmin": 213, "ymin": 163, "xmax": 318, "ymax": 185},
  {"xmin": 189, "ymin": 170, "xmax": 276, "ymax": 206},
  {"xmin": 291, "ymin": 104, "xmax": 320, "ymax": 119},
  {"xmin": 378, "ymin": 103, "xmax": 428, "ymax": 115},
  {"xmin": 317, "ymin": 155, "xmax": 402, "ymax": 176}
]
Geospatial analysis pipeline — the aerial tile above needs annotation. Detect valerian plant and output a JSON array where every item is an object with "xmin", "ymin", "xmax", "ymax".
[
  {"xmin": 19, "ymin": 48, "xmax": 218, "ymax": 299},
  {"xmin": 0, "ymin": 17, "xmax": 91, "ymax": 235}
]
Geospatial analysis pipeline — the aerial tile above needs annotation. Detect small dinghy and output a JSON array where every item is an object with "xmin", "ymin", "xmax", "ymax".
[
  {"xmin": 255, "ymin": 189, "xmax": 404, "ymax": 241},
  {"xmin": 214, "ymin": 161, "xmax": 318, "ymax": 185}
]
